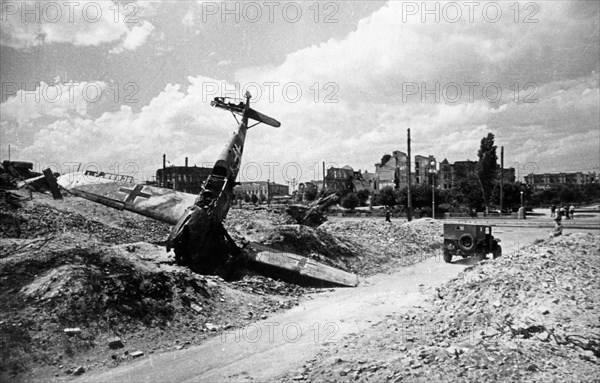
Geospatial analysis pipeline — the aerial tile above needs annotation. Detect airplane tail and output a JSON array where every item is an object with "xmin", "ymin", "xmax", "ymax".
[{"xmin": 211, "ymin": 96, "xmax": 281, "ymax": 128}]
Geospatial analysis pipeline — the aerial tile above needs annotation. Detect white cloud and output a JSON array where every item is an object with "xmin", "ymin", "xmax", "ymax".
[
  {"xmin": 236, "ymin": 1, "xmax": 597, "ymax": 103},
  {"xmin": 182, "ymin": 8, "xmax": 196, "ymax": 27},
  {"xmin": 1, "ymin": 81, "xmax": 102, "ymax": 122},
  {"xmin": 110, "ymin": 21, "xmax": 155, "ymax": 54},
  {"xmin": 1, "ymin": 1, "xmax": 155, "ymax": 52},
  {"xmin": 1, "ymin": 1, "xmax": 598, "ymax": 181}
]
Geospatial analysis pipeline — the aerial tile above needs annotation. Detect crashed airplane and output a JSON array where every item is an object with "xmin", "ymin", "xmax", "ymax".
[{"xmin": 56, "ymin": 92, "xmax": 358, "ymax": 287}]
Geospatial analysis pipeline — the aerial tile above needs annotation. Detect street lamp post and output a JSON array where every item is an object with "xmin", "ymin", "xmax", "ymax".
[
  {"xmin": 520, "ymin": 191, "xmax": 524, "ymax": 207},
  {"xmin": 429, "ymin": 161, "xmax": 436, "ymax": 218}
]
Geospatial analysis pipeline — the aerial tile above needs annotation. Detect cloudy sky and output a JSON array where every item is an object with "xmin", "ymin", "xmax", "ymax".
[{"xmin": 1, "ymin": 0, "xmax": 598, "ymax": 185}]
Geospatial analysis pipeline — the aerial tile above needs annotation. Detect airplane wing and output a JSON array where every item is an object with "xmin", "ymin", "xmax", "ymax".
[
  {"xmin": 56, "ymin": 172, "xmax": 196, "ymax": 225},
  {"xmin": 246, "ymin": 244, "xmax": 359, "ymax": 287}
]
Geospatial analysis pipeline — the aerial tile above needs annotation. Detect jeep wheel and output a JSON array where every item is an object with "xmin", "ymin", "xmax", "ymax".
[
  {"xmin": 493, "ymin": 245, "xmax": 502, "ymax": 259},
  {"xmin": 443, "ymin": 249, "xmax": 452, "ymax": 263},
  {"xmin": 458, "ymin": 233, "xmax": 476, "ymax": 252}
]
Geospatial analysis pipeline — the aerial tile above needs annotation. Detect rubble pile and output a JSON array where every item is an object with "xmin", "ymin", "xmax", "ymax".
[
  {"xmin": 0, "ymin": 198, "xmax": 170, "ymax": 244},
  {"xmin": 0, "ymin": 161, "xmax": 40, "ymax": 189},
  {"xmin": 286, "ymin": 232, "xmax": 599, "ymax": 382},
  {"xmin": 0, "ymin": 197, "xmax": 312, "ymax": 381},
  {"xmin": 229, "ymin": 209, "xmax": 444, "ymax": 276},
  {"xmin": 320, "ymin": 218, "xmax": 443, "ymax": 275}
]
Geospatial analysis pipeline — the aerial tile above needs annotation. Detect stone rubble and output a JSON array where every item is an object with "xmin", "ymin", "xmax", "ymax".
[{"xmin": 282, "ymin": 232, "xmax": 600, "ymax": 382}]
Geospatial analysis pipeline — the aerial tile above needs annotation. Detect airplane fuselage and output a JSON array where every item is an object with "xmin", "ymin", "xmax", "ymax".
[{"xmin": 167, "ymin": 95, "xmax": 253, "ymax": 271}]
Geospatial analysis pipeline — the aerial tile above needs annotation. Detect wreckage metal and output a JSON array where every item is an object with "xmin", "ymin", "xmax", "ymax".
[{"xmin": 56, "ymin": 93, "xmax": 358, "ymax": 287}]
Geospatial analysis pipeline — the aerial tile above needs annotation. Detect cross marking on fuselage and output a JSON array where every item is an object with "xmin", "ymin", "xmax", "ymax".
[
  {"xmin": 118, "ymin": 185, "xmax": 152, "ymax": 203},
  {"xmin": 231, "ymin": 144, "xmax": 242, "ymax": 172}
]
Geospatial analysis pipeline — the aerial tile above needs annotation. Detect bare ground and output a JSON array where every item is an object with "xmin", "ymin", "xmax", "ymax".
[{"xmin": 0, "ymin": 193, "xmax": 442, "ymax": 382}]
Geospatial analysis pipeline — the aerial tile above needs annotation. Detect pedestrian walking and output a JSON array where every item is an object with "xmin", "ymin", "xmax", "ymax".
[
  {"xmin": 551, "ymin": 214, "xmax": 563, "ymax": 237},
  {"xmin": 550, "ymin": 205, "xmax": 556, "ymax": 218},
  {"xmin": 569, "ymin": 205, "xmax": 575, "ymax": 220},
  {"xmin": 385, "ymin": 207, "xmax": 391, "ymax": 222}
]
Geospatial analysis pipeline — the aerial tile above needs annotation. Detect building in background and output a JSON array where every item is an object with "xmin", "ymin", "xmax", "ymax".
[
  {"xmin": 524, "ymin": 172, "xmax": 598, "ymax": 190},
  {"xmin": 324, "ymin": 166, "xmax": 355, "ymax": 194},
  {"xmin": 438, "ymin": 160, "xmax": 516, "ymax": 190},
  {"xmin": 413, "ymin": 154, "xmax": 437, "ymax": 185},
  {"xmin": 156, "ymin": 165, "xmax": 212, "ymax": 194},
  {"xmin": 373, "ymin": 151, "xmax": 436, "ymax": 190},
  {"xmin": 234, "ymin": 181, "xmax": 289, "ymax": 199}
]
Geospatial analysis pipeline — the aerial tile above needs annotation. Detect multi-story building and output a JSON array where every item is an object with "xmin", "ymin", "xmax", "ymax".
[
  {"xmin": 373, "ymin": 151, "xmax": 436, "ymax": 190},
  {"xmin": 323, "ymin": 166, "xmax": 374, "ymax": 193},
  {"xmin": 324, "ymin": 166, "xmax": 355, "ymax": 194},
  {"xmin": 234, "ymin": 181, "xmax": 289, "ymax": 198},
  {"xmin": 524, "ymin": 172, "xmax": 598, "ymax": 190},
  {"xmin": 437, "ymin": 159, "xmax": 516, "ymax": 190},
  {"xmin": 156, "ymin": 165, "xmax": 212, "ymax": 194},
  {"xmin": 414, "ymin": 155, "xmax": 437, "ymax": 185}
]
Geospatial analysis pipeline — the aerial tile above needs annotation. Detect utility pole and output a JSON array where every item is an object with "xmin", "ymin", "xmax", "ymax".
[
  {"xmin": 407, "ymin": 128, "xmax": 413, "ymax": 222},
  {"xmin": 162, "ymin": 154, "xmax": 166, "ymax": 188},
  {"xmin": 429, "ymin": 160, "xmax": 436, "ymax": 218},
  {"xmin": 322, "ymin": 161, "xmax": 325, "ymax": 193},
  {"xmin": 500, "ymin": 146, "xmax": 504, "ymax": 214}
]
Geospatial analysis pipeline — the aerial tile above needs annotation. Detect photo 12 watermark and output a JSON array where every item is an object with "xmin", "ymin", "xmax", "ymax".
[
  {"xmin": 1, "ymin": 1, "xmax": 139, "ymax": 24},
  {"xmin": 398, "ymin": 82, "xmax": 539, "ymax": 104},
  {"xmin": 220, "ymin": 321, "xmax": 340, "ymax": 344},
  {"xmin": 198, "ymin": 1, "xmax": 340, "ymax": 24},
  {"xmin": 1, "ymin": 81, "xmax": 139, "ymax": 104},
  {"xmin": 399, "ymin": 1, "xmax": 540, "ymax": 24},
  {"xmin": 201, "ymin": 81, "xmax": 339, "ymax": 104}
]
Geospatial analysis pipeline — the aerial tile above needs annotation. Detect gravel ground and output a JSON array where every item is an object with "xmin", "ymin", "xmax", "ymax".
[{"xmin": 281, "ymin": 231, "xmax": 600, "ymax": 382}]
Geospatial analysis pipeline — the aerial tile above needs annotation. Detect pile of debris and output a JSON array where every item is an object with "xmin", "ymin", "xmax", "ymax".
[
  {"xmin": 286, "ymin": 232, "xmax": 599, "ymax": 382},
  {"xmin": 320, "ymin": 218, "xmax": 443, "ymax": 275},
  {"xmin": 0, "ymin": 195, "xmax": 171, "ymax": 246},
  {"xmin": 0, "ymin": 196, "xmax": 314, "ymax": 381},
  {"xmin": 0, "ymin": 161, "xmax": 41, "ymax": 189}
]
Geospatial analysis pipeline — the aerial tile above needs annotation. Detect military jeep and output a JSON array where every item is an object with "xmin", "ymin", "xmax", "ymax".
[{"xmin": 442, "ymin": 223, "xmax": 501, "ymax": 263}]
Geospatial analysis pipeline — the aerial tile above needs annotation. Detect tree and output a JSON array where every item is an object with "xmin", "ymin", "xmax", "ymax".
[
  {"xmin": 477, "ymin": 133, "xmax": 498, "ymax": 214},
  {"xmin": 492, "ymin": 181, "xmax": 523, "ymax": 211},
  {"xmin": 356, "ymin": 189, "xmax": 371, "ymax": 206},
  {"xmin": 341, "ymin": 193, "xmax": 360, "ymax": 210},
  {"xmin": 374, "ymin": 186, "xmax": 396, "ymax": 206},
  {"xmin": 250, "ymin": 194, "xmax": 258, "ymax": 205}
]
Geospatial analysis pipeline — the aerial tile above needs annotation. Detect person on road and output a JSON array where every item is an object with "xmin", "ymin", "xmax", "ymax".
[
  {"xmin": 551, "ymin": 205, "xmax": 556, "ymax": 218},
  {"xmin": 551, "ymin": 215, "xmax": 563, "ymax": 237},
  {"xmin": 385, "ymin": 207, "xmax": 391, "ymax": 222},
  {"xmin": 560, "ymin": 206, "xmax": 567, "ymax": 219},
  {"xmin": 569, "ymin": 205, "xmax": 575, "ymax": 220}
]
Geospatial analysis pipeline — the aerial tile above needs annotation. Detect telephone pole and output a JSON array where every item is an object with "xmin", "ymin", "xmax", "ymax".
[
  {"xmin": 500, "ymin": 146, "xmax": 504, "ymax": 213},
  {"xmin": 407, "ymin": 128, "xmax": 413, "ymax": 222}
]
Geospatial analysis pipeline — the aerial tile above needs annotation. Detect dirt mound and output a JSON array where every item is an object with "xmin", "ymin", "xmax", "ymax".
[
  {"xmin": 1, "ymin": 200, "xmax": 317, "ymax": 381},
  {"xmin": 0, "ymin": 242, "xmax": 309, "ymax": 381},
  {"xmin": 1, "ymin": 198, "xmax": 170, "ymax": 244},
  {"xmin": 286, "ymin": 232, "xmax": 600, "ymax": 382},
  {"xmin": 227, "ymin": 213, "xmax": 444, "ymax": 276},
  {"xmin": 319, "ymin": 218, "xmax": 443, "ymax": 275}
]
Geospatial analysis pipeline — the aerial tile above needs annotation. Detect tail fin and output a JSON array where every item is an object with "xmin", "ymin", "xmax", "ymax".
[
  {"xmin": 246, "ymin": 107, "xmax": 281, "ymax": 127},
  {"xmin": 211, "ymin": 97, "xmax": 281, "ymax": 127}
]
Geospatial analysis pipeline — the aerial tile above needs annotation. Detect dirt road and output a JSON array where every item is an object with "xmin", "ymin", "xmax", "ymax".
[{"xmin": 76, "ymin": 226, "xmax": 594, "ymax": 382}]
